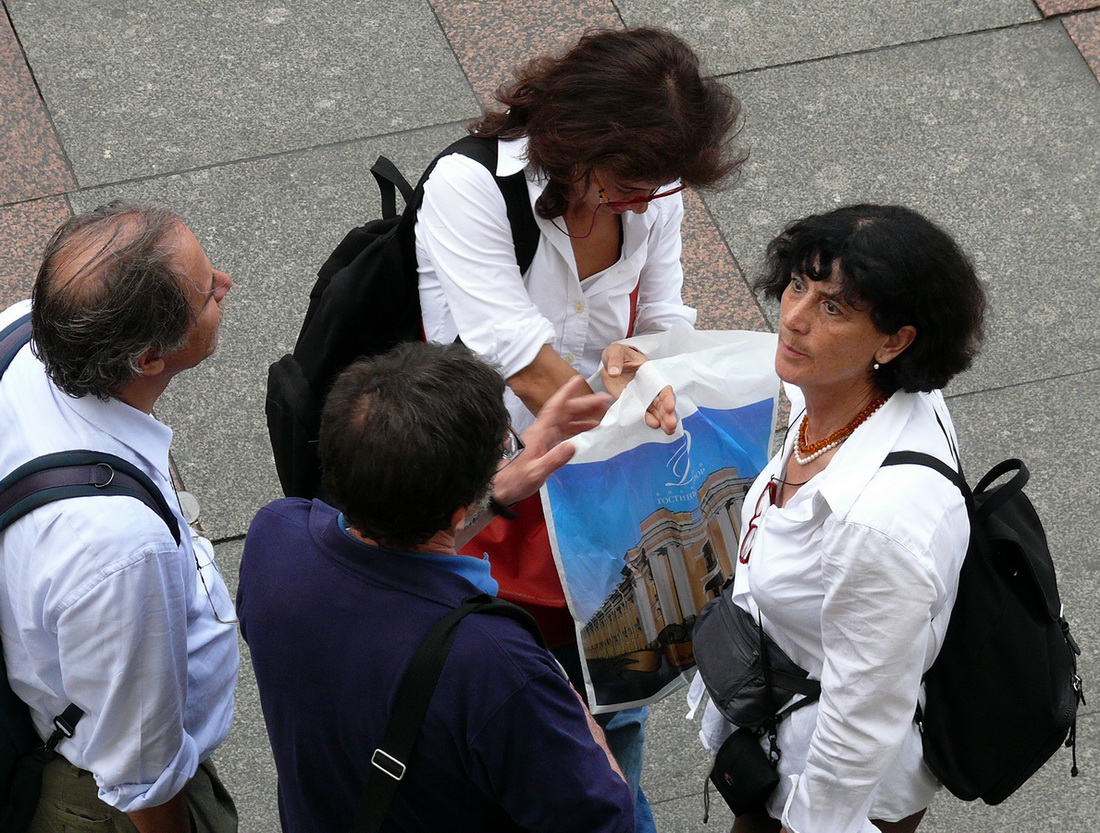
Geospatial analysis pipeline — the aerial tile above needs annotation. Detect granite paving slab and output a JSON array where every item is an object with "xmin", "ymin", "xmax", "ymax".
[
  {"xmin": 616, "ymin": 0, "xmax": 1040, "ymax": 75},
  {"xmin": 70, "ymin": 123, "xmax": 465, "ymax": 541},
  {"xmin": 0, "ymin": 5, "xmax": 73, "ymax": 202},
  {"xmin": 1065, "ymin": 9, "xmax": 1100, "ymax": 79},
  {"xmin": 701, "ymin": 21, "xmax": 1100, "ymax": 396},
  {"xmin": 680, "ymin": 189, "xmax": 765, "ymax": 332},
  {"xmin": 1035, "ymin": 0, "xmax": 1100, "ymax": 15},
  {"xmin": 8, "ymin": 0, "xmax": 477, "ymax": 186},
  {"xmin": 429, "ymin": 0, "xmax": 621, "ymax": 109},
  {"xmin": 0, "ymin": 195, "xmax": 69, "ymax": 308}
]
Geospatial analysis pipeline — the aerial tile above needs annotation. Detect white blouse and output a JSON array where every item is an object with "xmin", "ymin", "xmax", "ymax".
[
  {"xmin": 415, "ymin": 137, "xmax": 696, "ymax": 431},
  {"xmin": 693, "ymin": 389, "xmax": 969, "ymax": 833}
]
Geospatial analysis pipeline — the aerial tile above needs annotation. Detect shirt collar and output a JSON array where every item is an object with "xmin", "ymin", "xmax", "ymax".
[
  {"xmin": 336, "ymin": 513, "xmax": 499, "ymax": 596},
  {"xmin": 782, "ymin": 389, "xmax": 916, "ymax": 521},
  {"xmin": 496, "ymin": 136, "xmax": 529, "ymax": 177},
  {"xmin": 58, "ymin": 385, "xmax": 174, "ymax": 477}
]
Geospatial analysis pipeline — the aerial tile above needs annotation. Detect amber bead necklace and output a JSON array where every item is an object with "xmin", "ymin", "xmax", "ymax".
[{"xmin": 793, "ymin": 391, "xmax": 889, "ymax": 465}]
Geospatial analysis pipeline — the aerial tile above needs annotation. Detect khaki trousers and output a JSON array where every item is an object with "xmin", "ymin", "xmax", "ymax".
[{"xmin": 28, "ymin": 756, "xmax": 237, "ymax": 833}]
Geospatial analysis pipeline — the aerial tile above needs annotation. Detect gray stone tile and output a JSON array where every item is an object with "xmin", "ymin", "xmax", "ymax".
[
  {"xmin": 642, "ymin": 684, "xmax": 712, "ymax": 805},
  {"xmin": 704, "ymin": 22, "xmax": 1100, "ymax": 396},
  {"xmin": 210, "ymin": 539, "xmax": 281, "ymax": 833},
  {"xmin": 920, "ymin": 712, "xmax": 1098, "ymax": 832},
  {"xmin": 645, "ymin": 709, "xmax": 1097, "ymax": 833},
  {"xmin": 71, "ymin": 123, "xmax": 464, "ymax": 540},
  {"xmin": 618, "ymin": 0, "xmax": 1040, "ymax": 74},
  {"xmin": 9, "ymin": 0, "xmax": 477, "ymax": 186},
  {"xmin": 948, "ymin": 372, "xmax": 1100, "ymax": 685},
  {"xmin": 650, "ymin": 790, "xmax": 733, "ymax": 833}
]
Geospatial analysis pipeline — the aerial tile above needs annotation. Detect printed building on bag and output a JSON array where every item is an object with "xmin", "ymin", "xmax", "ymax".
[{"xmin": 580, "ymin": 466, "xmax": 752, "ymax": 674}]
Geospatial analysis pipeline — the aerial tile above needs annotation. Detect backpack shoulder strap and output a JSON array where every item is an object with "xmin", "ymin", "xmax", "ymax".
[
  {"xmin": 0, "ymin": 312, "xmax": 31, "ymax": 378},
  {"xmin": 881, "ymin": 450, "xmax": 971, "ymax": 501},
  {"xmin": 415, "ymin": 135, "xmax": 540, "ymax": 275},
  {"xmin": 0, "ymin": 450, "xmax": 181, "ymax": 546},
  {"xmin": 350, "ymin": 593, "xmax": 544, "ymax": 833}
]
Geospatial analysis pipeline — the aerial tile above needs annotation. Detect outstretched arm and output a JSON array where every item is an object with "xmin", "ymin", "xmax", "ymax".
[{"xmin": 457, "ymin": 376, "xmax": 611, "ymax": 547}]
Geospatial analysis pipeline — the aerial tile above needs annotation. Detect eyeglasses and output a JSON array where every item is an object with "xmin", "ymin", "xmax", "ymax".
[
  {"xmin": 592, "ymin": 170, "xmax": 685, "ymax": 210},
  {"xmin": 498, "ymin": 427, "xmax": 525, "ymax": 471},
  {"xmin": 195, "ymin": 545, "xmax": 239, "ymax": 625},
  {"xmin": 738, "ymin": 478, "xmax": 778, "ymax": 565}
]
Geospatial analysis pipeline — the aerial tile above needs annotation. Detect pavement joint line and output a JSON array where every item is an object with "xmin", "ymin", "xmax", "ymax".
[
  {"xmin": 35, "ymin": 118, "xmax": 479, "ymax": 198},
  {"xmin": 944, "ymin": 367, "xmax": 1100, "ymax": 401},
  {"xmin": 718, "ymin": 17, "xmax": 1057, "ymax": 80},
  {"xmin": 0, "ymin": 190, "xmax": 73, "ymax": 211}
]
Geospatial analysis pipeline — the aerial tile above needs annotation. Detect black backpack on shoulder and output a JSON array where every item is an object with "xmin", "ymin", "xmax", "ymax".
[
  {"xmin": 0, "ymin": 313, "xmax": 181, "ymax": 833},
  {"xmin": 265, "ymin": 136, "xmax": 540, "ymax": 500},
  {"xmin": 882, "ymin": 451, "xmax": 1084, "ymax": 804}
]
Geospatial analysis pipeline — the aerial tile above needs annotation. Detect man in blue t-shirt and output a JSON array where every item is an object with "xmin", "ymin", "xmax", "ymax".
[{"xmin": 237, "ymin": 342, "xmax": 633, "ymax": 833}]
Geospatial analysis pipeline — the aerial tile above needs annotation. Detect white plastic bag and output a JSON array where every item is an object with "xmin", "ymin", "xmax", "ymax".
[{"xmin": 542, "ymin": 327, "xmax": 779, "ymax": 711}]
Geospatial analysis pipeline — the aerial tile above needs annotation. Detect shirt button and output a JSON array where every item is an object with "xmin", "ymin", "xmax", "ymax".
[
  {"xmin": 574, "ymin": 302, "xmax": 585, "ymax": 313},
  {"xmin": 565, "ymin": 354, "xmax": 575, "ymax": 364}
]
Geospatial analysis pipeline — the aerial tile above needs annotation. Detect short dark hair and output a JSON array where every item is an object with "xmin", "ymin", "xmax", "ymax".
[
  {"xmin": 319, "ymin": 342, "xmax": 510, "ymax": 551},
  {"xmin": 756, "ymin": 204, "xmax": 986, "ymax": 393},
  {"xmin": 31, "ymin": 200, "xmax": 193, "ymax": 400},
  {"xmin": 471, "ymin": 27, "xmax": 746, "ymax": 219}
]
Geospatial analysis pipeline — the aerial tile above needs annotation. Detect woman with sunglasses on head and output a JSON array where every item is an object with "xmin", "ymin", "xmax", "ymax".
[
  {"xmin": 694, "ymin": 204, "xmax": 986, "ymax": 833},
  {"xmin": 415, "ymin": 26, "xmax": 743, "ymax": 832}
]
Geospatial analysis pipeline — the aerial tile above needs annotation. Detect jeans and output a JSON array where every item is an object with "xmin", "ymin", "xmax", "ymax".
[{"xmin": 599, "ymin": 706, "xmax": 657, "ymax": 833}]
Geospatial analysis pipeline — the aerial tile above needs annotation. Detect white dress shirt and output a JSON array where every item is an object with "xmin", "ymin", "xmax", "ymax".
[
  {"xmin": 416, "ymin": 136, "xmax": 696, "ymax": 431},
  {"xmin": 693, "ymin": 389, "xmax": 969, "ymax": 833},
  {"xmin": 0, "ymin": 299, "xmax": 238, "ymax": 813}
]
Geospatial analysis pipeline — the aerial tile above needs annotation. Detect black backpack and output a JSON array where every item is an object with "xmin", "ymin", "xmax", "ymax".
[
  {"xmin": 882, "ymin": 451, "xmax": 1084, "ymax": 804},
  {"xmin": 265, "ymin": 136, "xmax": 539, "ymax": 499},
  {"xmin": 0, "ymin": 313, "xmax": 181, "ymax": 833}
]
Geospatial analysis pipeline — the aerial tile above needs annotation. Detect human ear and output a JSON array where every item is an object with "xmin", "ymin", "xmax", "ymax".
[
  {"xmin": 877, "ymin": 325, "xmax": 916, "ymax": 365},
  {"xmin": 135, "ymin": 347, "xmax": 166, "ymax": 378}
]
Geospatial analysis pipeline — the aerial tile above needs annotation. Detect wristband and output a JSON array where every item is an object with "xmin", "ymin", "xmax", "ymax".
[{"xmin": 489, "ymin": 497, "xmax": 518, "ymax": 520}]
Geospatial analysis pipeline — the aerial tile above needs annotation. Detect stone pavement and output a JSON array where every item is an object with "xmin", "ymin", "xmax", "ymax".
[{"xmin": 1, "ymin": 0, "xmax": 1098, "ymax": 830}]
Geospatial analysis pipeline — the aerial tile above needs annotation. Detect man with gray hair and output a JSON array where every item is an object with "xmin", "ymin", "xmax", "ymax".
[{"xmin": 0, "ymin": 201, "xmax": 238, "ymax": 833}]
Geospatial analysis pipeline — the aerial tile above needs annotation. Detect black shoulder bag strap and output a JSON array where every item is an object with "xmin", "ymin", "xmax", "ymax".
[
  {"xmin": 349, "ymin": 593, "xmax": 544, "ymax": 833},
  {"xmin": 0, "ymin": 311, "xmax": 182, "ymax": 751}
]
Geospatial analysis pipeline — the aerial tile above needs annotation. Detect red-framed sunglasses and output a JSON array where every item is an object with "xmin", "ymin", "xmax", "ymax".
[
  {"xmin": 738, "ymin": 478, "xmax": 778, "ymax": 565},
  {"xmin": 593, "ymin": 170, "xmax": 685, "ymax": 210}
]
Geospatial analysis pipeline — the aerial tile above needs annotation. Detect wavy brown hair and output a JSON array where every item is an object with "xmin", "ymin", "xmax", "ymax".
[{"xmin": 471, "ymin": 27, "xmax": 746, "ymax": 219}]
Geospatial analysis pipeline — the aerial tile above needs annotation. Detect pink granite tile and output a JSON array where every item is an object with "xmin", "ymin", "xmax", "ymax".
[
  {"xmin": 1034, "ymin": 0, "xmax": 1100, "ymax": 16},
  {"xmin": 429, "ymin": 0, "xmax": 621, "ymax": 110},
  {"xmin": 680, "ymin": 189, "xmax": 768, "ymax": 332},
  {"xmin": 0, "ymin": 196, "xmax": 70, "ymax": 309},
  {"xmin": 1064, "ymin": 10, "xmax": 1100, "ymax": 80},
  {"xmin": 0, "ymin": 9, "xmax": 75, "ymax": 202}
]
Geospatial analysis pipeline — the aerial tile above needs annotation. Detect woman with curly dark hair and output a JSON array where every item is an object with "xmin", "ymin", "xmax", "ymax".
[
  {"xmin": 415, "ymin": 26, "xmax": 744, "ymax": 832},
  {"xmin": 693, "ymin": 204, "xmax": 986, "ymax": 833}
]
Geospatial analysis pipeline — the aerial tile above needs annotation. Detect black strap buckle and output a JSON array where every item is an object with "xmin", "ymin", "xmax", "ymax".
[{"xmin": 370, "ymin": 748, "xmax": 406, "ymax": 781}]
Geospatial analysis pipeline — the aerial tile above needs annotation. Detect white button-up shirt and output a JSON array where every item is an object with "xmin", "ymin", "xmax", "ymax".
[
  {"xmin": 0, "ymin": 300, "xmax": 238, "ymax": 812},
  {"xmin": 416, "ymin": 137, "xmax": 696, "ymax": 431},
  {"xmin": 693, "ymin": 389, "xmax": 969, "ymax": 833}
]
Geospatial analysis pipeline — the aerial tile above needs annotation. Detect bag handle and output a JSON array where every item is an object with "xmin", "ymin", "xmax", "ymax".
[
  {"xmin": 370, "ymin": 156, "xmax": 415, "ymax": 219},
  {"xmin": 972, "ymin": 458, "xmax": 1028, "ymax": 522}
]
